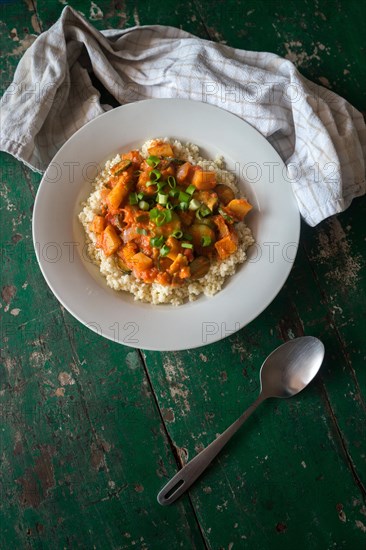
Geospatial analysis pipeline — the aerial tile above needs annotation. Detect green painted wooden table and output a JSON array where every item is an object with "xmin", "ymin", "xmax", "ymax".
[{"xmin": 1, "ymin": 1, "xmax": 365, "ymax": 548}]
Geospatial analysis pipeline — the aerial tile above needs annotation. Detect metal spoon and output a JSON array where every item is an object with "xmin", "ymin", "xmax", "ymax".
[{"xmin": 157, "ymin": 336, "xmax": 325, "ymax": 506}]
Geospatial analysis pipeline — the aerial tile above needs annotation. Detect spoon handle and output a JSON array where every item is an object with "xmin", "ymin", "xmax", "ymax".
[{"xmin": 157, "ymin": 393, "xmax": 265, "ymax": 505}]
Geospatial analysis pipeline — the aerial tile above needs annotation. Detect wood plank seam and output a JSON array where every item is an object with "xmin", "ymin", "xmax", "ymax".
[
  {"xmin": 137, "ymin": 349, "xmax": 211, "ymax": 550},
  {"xmin": 319, "ymin": 381, "xmax": 366, "ymax": 499}
]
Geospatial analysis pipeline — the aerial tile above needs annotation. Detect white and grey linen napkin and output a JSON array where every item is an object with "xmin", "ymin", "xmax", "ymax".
[{"xmin": 0, "ymin": 6, "xmax": 365, "ymax": 226}]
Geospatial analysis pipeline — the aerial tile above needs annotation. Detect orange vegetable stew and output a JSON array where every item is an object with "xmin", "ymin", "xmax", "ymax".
[{"xmin": 90, "ymin": 140, "xmax": 252, "ymax": 286}]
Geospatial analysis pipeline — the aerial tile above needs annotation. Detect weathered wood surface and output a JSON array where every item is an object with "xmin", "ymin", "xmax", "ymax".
[{"xmin": 0, "ymin": 1, "xmax": 365, "ymax": 549}]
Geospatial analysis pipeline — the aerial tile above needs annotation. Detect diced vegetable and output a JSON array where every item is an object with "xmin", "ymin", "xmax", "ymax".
[
  {"xmin": 131, "ymin": 252, "xmax": 153, "ymax": 271},
  {"xmin": 215, "ymin": 184, "xmax": 235, "ymax": 205},
  {"xmin": 165, "ymin": 236, "xmax": 181, "ymax": 261},
  {"xmin": 226, "ymin": 198, "xmax": 253, "ymax": 220},
  {"xmin": 189, "ymin": 224, "xmax": 215, "ymax": 249},
  {"xmin": 147, "ymin": 141, "xmax": 174, "ymax": 157},
  {"xmin": 168, "ymin": 253, "xmax": 188, "ymax": 275},
  {"xmin": 213, "ymin": 215, "xmax": 230, "ymax": 238},
  {"xmin": 107, "ymin": 174, "xmax": 133, "ymax": 210},
  {"xmin": 196, "ymin": 190, "xmax": 218, "ymax": 211},
  {"xmin": 189, "ymin": 256, "xmax": 210, "ymax": 279},
  {"xmin": 101, "ymin": 225, "xmax": 121, "ymax": 256},
  {"xmin": 191, "ymin": 169, "xmax": 217, "ymax": 190},
  {"xmin": 117, "ymin": 257, "xmax": 132, "ymax": 273},
  {"xmin": 90, "ymin": 215, "xmax": 105, "ymax": 234},
  {"xmin": 215, "ymin": 231, "xmax": 238, "ymax": 260},
  {"xmin": 176, "ymin": 162, "xmax": 193, "ymax": 184},
  {"xmin": 111, "ymin": 159, "xmax": 132, "ymax": 176}
]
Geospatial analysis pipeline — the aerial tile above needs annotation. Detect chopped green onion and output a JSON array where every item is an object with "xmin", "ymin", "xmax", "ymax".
[
  {"xmin": 146, "ymin": 155, "xmax": 160, "ymax": 168},
  {"xmin": 182, "ymin": 233, "xmax": 193, "ymax": 241},
  {"xmin": 201, "ymin": 236, "xmax": 212, "ymax": 247},
  {"xmin": 169, "ymin": 189, "xmax": 179, "ymax": 198},
  {"xmin": 179, "ymin": 191, "xmax": 190, "ymax": 203},
  {"xmin": 171, "ymin": 230, "xmax": 183, "ymax": 239},
  {"xmin": 189, "ymin": 198, "xmax": 201, "ymax": 211},
  {"xmin": 157, "ymin": 193, "xmax": 168, "ymax": 206},
  {"xmin": 182, "ymin": 242, "xmax": 193, "ymax": 249},
  {"xmin": 165, "ymin": 209, "xmax": 173, "ymax": 223},
  {"xmin": 168, "ymin": 176, "xmax": 177, "ymax": 189},
  {"xmin": 139, "ymin": 200, "xmax": 150, "ymax": 211},
  {"xmin": 150, "ymin": 235, "xmax": 164, "ymax": 247},
  {"xmin": 179, "ymin": 202, "xmax": 188, "ymax": 211},
  {"xmin": 166, "ymin": 202, "xmax": 174, "ymax": 210},
  {"xmin": 146, "ymin": 180, "xmax": 156, "ymax": 187},
  {"xmin": 155, "ymin": 213, "xmax": 167, "ymax": 226},
  {"xmin": 149, "ymin": 208, "xmax": 160, "ymax": 220},
  {"xmin": 196, "ymin": 205, "xmax": 211, "ymax": 219},
  {"xmin": 136, "ymin": 227, "xmax": 148, "ymax": 235},
  {"xmin": 137, "ymin": 192, "xmax": 144, "ymax": 200},
  {"xmin": 157, "ymin": 181, "xmax": 166, "ymax": 192},
  {"xmin": 150, "ymin": 169, "xmax": 161, "ymax": 182},
  {"xmin": 160, "ymin": 244, "xmax": 171, "ymax": 257},
  {"xmin": 186, "ymin": 184, "xmax": 195, "ymax": 195},
  {"xmin": 129, "ymin": 192, "xmax": 138, "ymax": 205},
  {"xmin": 133, "ymin": 169, "xmax": 142, "ymax": 176}
]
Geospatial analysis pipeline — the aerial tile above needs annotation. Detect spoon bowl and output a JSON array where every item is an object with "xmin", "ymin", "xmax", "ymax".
[
  {"xmin": 260, "ymin": 336, "xmax": 325, "ymax": 398},
  {"xmin": 158, "ymin": 336, "xmax": 325, "ymax": 505}
]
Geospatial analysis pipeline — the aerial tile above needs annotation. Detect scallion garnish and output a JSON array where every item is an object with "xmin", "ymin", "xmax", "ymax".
[
  {"xmin": 146, "ymin": 180, "xmax": 155, "ymax": 187},
  {"xmin": 150, "ymin": 169, "xmax": 161, "ymax": 182},
  {"xmin": 129, "ymin": 192, "xmax": 138, "ymax": 205},
  {"xmin": 146, "ymin": 155, "xmax": 160, "ymax": 168},
  {"xmin": 150, "ymin": 235, "xmax": 164, "ymax": 247},
  {"xmin": 182, "ymin": 242, "xmax": 193, "ymax": 249},
  {"xmin": 157, "ymin": 193, "xmax": 168, "ymax": 206},
  {"xmin": 196, "ymin": 205, "xmax": 211, "ymax": 219},
  {"xmin": 168, "ymin": 176, "xmax": 177, "ymax": 189},
  {"xmin": 182, "ymin": 233, "xmax": 193, "ymax": 241},
  {"xmin": 157, "ymin": 181, "xmax": 166, "ymax": 192},
  {"xmin": 139, "ymin": 200, "xmax": 150, "ymax": 211},
  {"xmin": 137, "ymin": 192, "xmax": 144, "ymax": 200},
  {"xmin": 189, "ymin": 198, "xmax": 201, "ymax": 211},
  {"xmin": 201, "ymin": 236, "xmax": 212, "ymax": 247},
  {"xmin": 166, "ymin": 202, "xmax": 174, "ymax": 210},
  {"xmin": 136, "ymin": 227, "xmax": 148, "ymax": 235},
  {"xmin": 179, "ymin": 191, "xmax": 190, "ymax": 203},
  {"xmin": 160, "ymin": 244, "xmax": 171, "ymax": 256},
  {"xmin": 179, "ymin": 202, "xmax": 188, "ymax": 211},
  {"xmin": 169, "ymin": 189, "xmax": 179, "ymax": 198},
  {"xmin": 171, "ymin": 230, "xmax": 183, "ymax": 239},
  {"xmin": 185, "ymin": 184, "xmax": 195, "ymax": 195}
]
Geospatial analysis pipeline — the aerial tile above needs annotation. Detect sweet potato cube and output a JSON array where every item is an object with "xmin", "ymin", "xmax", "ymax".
[
  {"xmin": 168, "ymin": 253, "xmax": 188, "ymax": 275},
  {"xmin": 90, "ymin": 215, "xmax": 105, "ymax": 234},
  {"xmin": 215, "ymin": 232, "xmax": 238, "ymax": 260},
  {"xmin": 176, "ymin": 162, "xmax": 193, "ymax": 184},
  {"xmin": 119, "ymin": 242, "xmax": 138, "ymax": 263},
  {"xmin": 226, "ymin": 199, "xmax": 253, "ymax": 220},
  {"xmin": 191, "ymin": 169, "xmax": 216, "ymax": 190},
  {"xmin": 165, "ymin": 236, "xmax": 181, "ymax": 261},
  {"xmin": 106, "ymin": 174, "xmax": 132, "ymax": 211},
  {"xmin": 147, "ymin": 141, "xmax": 174, "ymax": 157},
  {"xmin": 131, "ymin": 252, "xmax": 153, "ymax": 271},
  {"xmin": 102, "ymin": 225, "xmax": 121, "ymax": 256}
]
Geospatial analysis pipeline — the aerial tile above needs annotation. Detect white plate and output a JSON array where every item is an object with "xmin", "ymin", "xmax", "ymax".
[{"xmin": 32, "ymin": 99, "xmax": 300, "ymax": 351}]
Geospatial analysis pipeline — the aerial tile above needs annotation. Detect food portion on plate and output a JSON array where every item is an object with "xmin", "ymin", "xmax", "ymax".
[{"xmin": 79, "ymin": 138, "xmax": 254, "ymax": 305}]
